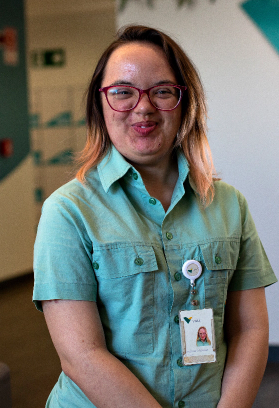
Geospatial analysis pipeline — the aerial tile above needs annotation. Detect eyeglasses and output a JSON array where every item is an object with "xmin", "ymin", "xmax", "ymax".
[{"xmin": 99, "ymin": 84, "xmax": 187, "ymax": 112}]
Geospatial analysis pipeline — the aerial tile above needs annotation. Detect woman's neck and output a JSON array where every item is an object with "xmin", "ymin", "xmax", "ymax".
[{"xmin": 132, "ymin": 154, "xmax": 179, "ymax": 212}]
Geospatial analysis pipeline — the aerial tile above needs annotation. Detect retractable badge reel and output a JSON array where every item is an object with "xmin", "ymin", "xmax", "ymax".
[{"xmin": 182, "ymin": 260, "xmax": 202, "ymax": 298}]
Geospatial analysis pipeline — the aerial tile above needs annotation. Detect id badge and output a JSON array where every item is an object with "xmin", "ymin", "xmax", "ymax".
[{"xmin": 179, "ymin": 308, "xmax": 216, "ymax": 365}]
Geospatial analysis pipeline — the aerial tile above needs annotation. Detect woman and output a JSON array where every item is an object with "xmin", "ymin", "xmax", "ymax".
[
  {"xmin": 33, "ymin": 25, "xmax": 276, "ymax": 408},
  {"xmin": 196, "ymin": 327, "xmax": 211, "ymax": 347}
]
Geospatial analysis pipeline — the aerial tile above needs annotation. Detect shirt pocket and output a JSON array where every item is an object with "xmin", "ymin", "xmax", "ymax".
[
  {"xmin": 200, "ymin": 240, "xmax": 239, "ymax": 345},
  {"xmin": 92, "ymin": 243, "xmax": 158, "ymax": 358}
]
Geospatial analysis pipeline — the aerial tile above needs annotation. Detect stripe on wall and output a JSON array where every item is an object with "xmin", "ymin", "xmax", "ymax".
[{"xmin": 241, "ymin": 0, "xmax": 279, "ymax": 55}]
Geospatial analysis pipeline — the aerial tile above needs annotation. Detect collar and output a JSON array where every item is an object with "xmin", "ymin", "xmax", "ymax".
[
  {"xmin": 176, "ymin": 149, "xmax": 189, "ymax": 184},
  {"xmin": 176, "ymin": 150, "xmax": 197, "ymax": 193},
  {"xmin": 96, "ymin": 145, "xmax": 190, "ymax": 193},
  {"xmin": 97, "ymin": 146, "xmax": 132, "ymax": 193}
]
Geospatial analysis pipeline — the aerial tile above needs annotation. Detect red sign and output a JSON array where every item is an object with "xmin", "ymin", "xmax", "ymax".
[
  {"xmin": 0, "ymin": 27, "xmax": 18, "ymax": 65},
  {"xmin": 0, "ymin": 139, "xmax": 14, "ymax": 157}
]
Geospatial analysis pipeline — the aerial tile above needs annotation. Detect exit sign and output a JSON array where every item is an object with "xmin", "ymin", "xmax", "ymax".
[{"xmin": 31, "ymin": 48, "xmax": 65, "ymax": 67}]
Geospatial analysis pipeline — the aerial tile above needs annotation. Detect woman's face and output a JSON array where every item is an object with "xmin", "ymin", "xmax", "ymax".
[
  {"xmin": 100, "ymin": 42, "xmax": 182, "ymax": 169},
  {"xmin": 199, "ymin": 328, "xmax": 207, "ymax": 341}
]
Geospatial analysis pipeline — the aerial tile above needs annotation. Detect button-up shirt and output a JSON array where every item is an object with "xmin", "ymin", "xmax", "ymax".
[{"xmin": 33, "ymin": 146, "xmax": 276, "ymax": 408}]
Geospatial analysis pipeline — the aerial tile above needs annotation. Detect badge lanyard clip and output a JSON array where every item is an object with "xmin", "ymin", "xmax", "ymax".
[{"xmin": 182, "ymin": 260, "xmax": 202, "ymax": 306}]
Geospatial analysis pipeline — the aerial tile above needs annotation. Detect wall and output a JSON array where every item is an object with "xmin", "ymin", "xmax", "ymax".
[
  {"xmin": 0, "ymin": 0, "xmax": 35, "ymax": 281},
  {"xmin": 0, "ymin": 0, "xmax": 116, "ymax": 281},
  {"xmin": 117, "ymin": 0, "xmax": 279, "ymax": 345},
  {"xmin": 25, "ymin": 0, "xmax": 116, "ymax": 224}
]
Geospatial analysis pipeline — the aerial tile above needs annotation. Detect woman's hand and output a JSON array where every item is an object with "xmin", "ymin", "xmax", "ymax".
[
  {"xmin": 42, "ymin": 299, "xmax": 162, "ymax": 408},
  {"xmin": 217, "ymin": 287, "xmax": 269, "ymax": 408}
]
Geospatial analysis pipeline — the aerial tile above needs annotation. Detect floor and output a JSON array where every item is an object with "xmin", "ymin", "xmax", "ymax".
[
  {"xmin": 0, "ymin": 273, "xmax": 61, "ymax": 408},
  {"xmin": 0, "ymin": 273, "xmax": 278, "ymax": 408},
  {"xmin": 253, "ymin": 362, "xmax": 279, "ymax": 407}
]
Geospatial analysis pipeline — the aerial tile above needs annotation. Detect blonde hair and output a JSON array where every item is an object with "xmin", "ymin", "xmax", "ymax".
[
  {"xmin": 196, "ymin": 326, "xmax": 211, "ymax": 345},
  {"xmin": 76, "ymin": 25, "xmax": 217, "ymax": 206}
]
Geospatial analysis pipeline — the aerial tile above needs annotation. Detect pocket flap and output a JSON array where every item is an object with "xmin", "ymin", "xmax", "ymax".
[
  {"xmin": 93, "ymin": 244, "xmax": 158, "ymax": 279},
  {"xmin": 200, "ymin": 240, "xmax": 239, "ymax": 271}
]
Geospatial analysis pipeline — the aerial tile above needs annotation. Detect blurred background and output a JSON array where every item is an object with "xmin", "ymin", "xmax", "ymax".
[{"xmin": 0, "ymin": 0, "xmax": 278, "ymax": 407}]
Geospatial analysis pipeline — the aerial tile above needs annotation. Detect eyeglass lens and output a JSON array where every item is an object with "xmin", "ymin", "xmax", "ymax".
[{"xmin": 106, "ymin": 85, "xmax": 181, "ymax": 111}]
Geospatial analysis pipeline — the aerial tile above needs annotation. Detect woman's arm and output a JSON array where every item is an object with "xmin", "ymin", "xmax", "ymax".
[
  {"xmin": 217, "ymin": 287, "xmax": 269, "ymax": 408},
  {"xmin": 42, "ymin": 299, "xmax": 162, "ymax": 408}
]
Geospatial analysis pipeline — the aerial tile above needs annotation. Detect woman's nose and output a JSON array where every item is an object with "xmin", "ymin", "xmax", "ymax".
[{"xmin": 133, "ymin": 93, "xmax": 157, "ymax": 114}]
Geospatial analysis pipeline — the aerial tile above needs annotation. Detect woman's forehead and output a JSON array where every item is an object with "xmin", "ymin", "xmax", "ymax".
[
  {"xmin": 102, "ymin": 42, "xmax": 176, "ymax": 84},
  {"xmin": 109, "ymin": 42, "xmax": 166, "ymax": 61}
]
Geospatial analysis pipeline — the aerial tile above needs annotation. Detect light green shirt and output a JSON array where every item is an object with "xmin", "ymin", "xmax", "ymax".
[
  {"xmin": 33, "ymin": 146, "xmax": 276, "ymax": 408},
  {"xmin": 197, "ymin": 339, "xmax": 211, "ymax": 347}
]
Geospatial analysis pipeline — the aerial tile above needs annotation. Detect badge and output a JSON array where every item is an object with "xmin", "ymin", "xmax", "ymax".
[
  {"xmin": 179, "ymin": 260, "xmax": 216, "ymax": 365},
  {"xmin": 179, "ymin": 308, "xmax": 216, "ymax": 365}
]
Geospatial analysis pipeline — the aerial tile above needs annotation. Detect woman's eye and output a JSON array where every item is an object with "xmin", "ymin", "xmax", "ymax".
[
  {"xmin": 153, "ymin": 87, "xmax": 174, "ymax": 97},
  {"xmin": 110, "ymin": 88, "xmax": 133, "ymax": 97},
  {"xmin": 157, "ymin": 89, "xmax": 171, "ymax": 94},
  {"xmin": 116, "ymin": 90, "xmax": 130, "ymax": 95}
]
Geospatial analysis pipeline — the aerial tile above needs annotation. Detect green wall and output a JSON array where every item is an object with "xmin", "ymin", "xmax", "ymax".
[{"xmin": 0, "ymin": 0, "xmax": 30, "ymax": 182}]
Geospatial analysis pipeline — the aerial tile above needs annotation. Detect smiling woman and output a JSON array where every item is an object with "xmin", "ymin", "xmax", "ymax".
[
  {"xmin": 99, "ymin": 42, "xmax": 183, "ymax": 178},
  {"xmin": 33, "ymin": 25, "xmax": 277, "ymax": 408},
  {"xmin": 77, "ymin": 25, "xmax": 214, "ymax": 206},
  {"xmin": 197, "ymin": 326, "xmax": 211, "ymax": 346}
]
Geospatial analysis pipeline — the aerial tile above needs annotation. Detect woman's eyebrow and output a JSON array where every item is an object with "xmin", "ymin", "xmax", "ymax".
[
  {"xmin": 109, "ymin": 80, "xmax": 134, "ymax": 86},
  {"xmin": 153, "ymin": 80, "xmax": 177, "ymax": 86},
  {"xmin": 108, "ymin": 80, "xmax": 177, "ymax": 87}
]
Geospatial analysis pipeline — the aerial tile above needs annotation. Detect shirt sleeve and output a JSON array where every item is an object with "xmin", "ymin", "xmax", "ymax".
[
  {"xmin": 228, "ymin": 190, "xmax": 277, "ymax": 291},
  {"xmin": 33, "ymin": 194, "xmax": 97, "ymax": 312}
]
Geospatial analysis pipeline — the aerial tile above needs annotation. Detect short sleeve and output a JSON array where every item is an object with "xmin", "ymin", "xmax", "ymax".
[
  {"xmin": 33, "ymin": 195, "xmax": 97, "ymax": 312},
  {"xmin": 228, "ymin": 191, "xmax": 277, "ymax": 291}
]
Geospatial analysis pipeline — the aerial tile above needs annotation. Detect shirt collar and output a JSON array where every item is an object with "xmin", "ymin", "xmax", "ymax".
[
  {"xmin": 176, "ymin": 149, "xmax": 189, "ymax": 184},
  {"xmin": 97, "ymin": 146, "xmax": 132, "ymax": 193},
  {"xmin": 96, "ymin": 145, "xmax": 190, "ymax": 193},
  {"xmin": 176, "ymin": 150, "xmax": 197, "ymax": 193}
]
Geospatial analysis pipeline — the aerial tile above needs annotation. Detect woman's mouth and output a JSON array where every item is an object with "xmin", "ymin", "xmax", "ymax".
[{"xmin": 132, "ymin": 121, "xmax": 157, "ymax": 136}]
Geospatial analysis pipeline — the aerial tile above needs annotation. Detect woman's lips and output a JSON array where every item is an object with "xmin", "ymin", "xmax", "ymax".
[{"xmin": 132, "ymin": 121, "xmax": 157, "ymax": 136}]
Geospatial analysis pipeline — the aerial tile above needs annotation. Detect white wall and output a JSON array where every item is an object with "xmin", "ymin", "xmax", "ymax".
[
  {"xmin": 0, "ymin": 157, "xmax": 35, "ymax": 280},
  {"xmin": 117, "ymin": 0, "xmax": 279, "ymax": 344}
]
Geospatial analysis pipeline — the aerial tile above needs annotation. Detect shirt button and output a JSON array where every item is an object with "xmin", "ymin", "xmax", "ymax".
[
  {"xmin": 178, "ymin": 401, "xmax": 185, "ymax": 408},
  {"xmin": 134, "ymin": 257, "xmax": 144, "ymax": 266},
  {"xmin": 174, "ymin": 272, "xmax": 182, "ymax": 281},
  {"xmin": 177, "ymin": 357, "xmax": 184, "ymax": 367},
  {"xmin": 174, "ymin": 315, "xmax": 179, "ymax": 324},
  {"xmin": 215, "ymin": 255, "xmax": 222, "ymax": 264},
  {"xmin": 166, "ymin": 232, "xmax": 173, "ymax": 240},
  {"xmin": 149, "ymin": 197, "xmax": 157, "ymax": 205},
  {"xmin": 191, "ymin": 300, "xmax": 198, "ymax": 306},
  {"xmin": 92, "ymin": 262, "xmax": 99, "ymax": 270},
  {"xmin": 132, "ymin": 172, "xmax": 138, "ymax": 180}
]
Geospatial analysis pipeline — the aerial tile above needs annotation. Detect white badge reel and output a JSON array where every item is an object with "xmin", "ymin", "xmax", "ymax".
[{"xmin": 182, "ymin": 260, "xmax": 202, "ymax": 287}]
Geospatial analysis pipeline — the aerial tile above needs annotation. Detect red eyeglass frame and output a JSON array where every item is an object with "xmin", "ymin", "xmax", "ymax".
[{"xmin": 99, "ymin": 84, "xmax": 187, "ymax": 112}]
